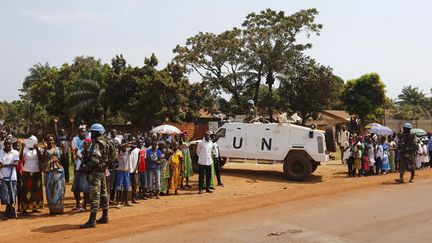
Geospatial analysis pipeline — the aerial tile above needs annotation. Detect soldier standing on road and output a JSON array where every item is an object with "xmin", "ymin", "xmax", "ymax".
[
  {"xmin": 395, "ymin": 123, "xmax": 417, "ymax": 183},
  {"xmin": 80, "ymin": 123, "xmax": 110, "ymax": 228}
]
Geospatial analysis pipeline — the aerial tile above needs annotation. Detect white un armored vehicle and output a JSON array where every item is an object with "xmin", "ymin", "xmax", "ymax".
[{"xmin": 207, "ymin": 122, "xmax": 333, "ymax": 181}]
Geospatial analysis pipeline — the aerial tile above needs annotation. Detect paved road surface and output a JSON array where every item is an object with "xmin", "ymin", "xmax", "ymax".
[{"xmin": 108, "ymin": 179, "xmax": 432, "ymax": 243}]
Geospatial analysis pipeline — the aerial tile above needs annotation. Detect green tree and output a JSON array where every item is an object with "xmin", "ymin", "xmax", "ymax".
[
  {"xmin": 393, "ymin": 104, "xmax": 427, "ymax": 120},
  {"xmin": 341, "ymin": 73, "xmax": 386, "ymax": 124},
  {"xmin": 67, "ymin": 66, "xmax": 109, "ymax": 123},
  {"xmin": 396, "ymin": 85, "xmax": 430, "ymax": 118},
  {"xmin": 174, "ymin": 28, "xmax": 246, "ymax": 111},
  {"xmin": 105, "ymin": 54, "xmax": 133, "ymax": 115},
  {"xmin": 0, "ymin": 100, "xmax": 52, "ymax": 136},
  {"xmin": 186, "ymin": 82, "xmax": 215, "ymax": 120},
  {"xmin": 327, "ymin": 75, "xmax": 345, "ymax": 109},
  {"xmin": 241, "ymin": 8, "xmax": 322, "ymax": 121},
  {"xmin": 21, "ymin": 63, "xmax": 59, "ymax": 108},
  {"xmin": 127, "ymin": 55, "xmax": 192, "ymax": 126},
  {"xmin": 278, "ymin": 56, "xmax": 340, "ymax": 125},
  {"xmin": 397, "ymin": 85, "xmax": 428, "ymax": 106}
]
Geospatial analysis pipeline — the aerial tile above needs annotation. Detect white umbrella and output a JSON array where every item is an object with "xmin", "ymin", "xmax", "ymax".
[
  {"xmin": 151, "ymin": 124, "xmax": 182, "ymax": 134},
  {"xmin": 368, "ymin": 125, "xmax": 393, "ymax": 136}
]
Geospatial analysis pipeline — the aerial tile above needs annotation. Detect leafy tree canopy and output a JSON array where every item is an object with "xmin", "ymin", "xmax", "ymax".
[{"xmin": 341, "ymin": 73, "xmax": 386, "ymax": 123}]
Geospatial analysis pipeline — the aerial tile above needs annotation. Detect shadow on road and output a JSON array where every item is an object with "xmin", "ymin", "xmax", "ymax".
[
  {"xmin": 31, "ymin": 224, "xmax": 77, "ymax": 233},
  {"xmin": 221, "ymin": 168, "xmax": 323, "ymax": 184},
  {"xmin": 16, "ymin": 204, "xmax": 90, "ymax": 220}
]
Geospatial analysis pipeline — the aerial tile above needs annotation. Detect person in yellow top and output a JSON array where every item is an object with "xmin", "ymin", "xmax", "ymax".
[{"xmin": 169, "ymin": 143, "xmax": 183, "ymax": 195}]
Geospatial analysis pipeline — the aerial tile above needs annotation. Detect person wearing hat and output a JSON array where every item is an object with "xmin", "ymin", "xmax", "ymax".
[
  {"xmin": 80, "ymin": 123, "xmax": 110, "ymax": 228},
  {"xmin": 19, "ymin": 135, "xmax": 44, "ymax": 214},
  {"xmin": 395, "ymin": 123, "xmax": 417, "ymax": 183}
]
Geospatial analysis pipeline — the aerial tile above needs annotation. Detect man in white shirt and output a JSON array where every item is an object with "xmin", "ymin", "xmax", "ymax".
[
  {"xmin": 115, "ymin": 143, "xmax": 133, "ymax": 207},
  {"xmin": 197, "ymin": 133, "xmax": 214, "ymax": 194},
  {"xmin": 128, "ymin": 139, "xmax": 140, "ymax": 204},
  {"xmin": 0, "ymin": 139, "xmax": 19, "ymax": 219},
  {"xmin": 338, "ymin": 126, "xmax": 350, "ymax": 164}
]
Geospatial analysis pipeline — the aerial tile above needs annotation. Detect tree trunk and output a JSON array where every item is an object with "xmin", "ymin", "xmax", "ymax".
[
  {"xmin": 103, "ymin": 106, "xmax": 108, "ymax": 123},
  {"xmin": 268, "ymin": 82, "xmax": 273, "ymax": 123},
  {"xmin": 233, "ymin": 93, "xmax": 242, "ymax": 113},
  {"xmin": 266, "ymin": 70, "xmax": 275, "ymax": 123},
  {"xmin": 253, "ymin": 63, "xmax": 264, "ymax": 106}
]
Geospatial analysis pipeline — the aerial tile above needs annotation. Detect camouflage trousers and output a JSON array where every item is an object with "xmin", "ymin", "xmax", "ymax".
[
  {"xmin": 399, "ymin": 157, "xmax": 415, "ymax": 181},
  {"xmin": 87, "ymin": 172, "xmax": 109, "ymax": 213}
]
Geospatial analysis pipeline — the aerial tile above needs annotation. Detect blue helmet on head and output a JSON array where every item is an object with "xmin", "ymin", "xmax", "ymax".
[
  {"xmin": 89, "ymin": 123, "xmax": 105, "ymax": 135},
  {"xmin": 402, "ymin": 123, "xmax": 412, "ymax": 129}
]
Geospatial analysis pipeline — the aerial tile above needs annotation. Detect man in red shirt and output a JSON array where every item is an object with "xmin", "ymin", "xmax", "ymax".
[{"xmin": 137, "ymin": 140, "xmax": 148, "ymax": 199}]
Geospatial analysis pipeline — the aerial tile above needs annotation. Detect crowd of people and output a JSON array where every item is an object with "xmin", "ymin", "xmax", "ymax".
[
  {"xmin": 0, "ymin": 124, "xmax": 224, "ymax": 223},
  {"xmin": 2, "ymin": 121, "xmax": 431, "ymax": 224},
  {"xmin": 338, "ymin": 124, "xmax": 432, "ymax": 183}
]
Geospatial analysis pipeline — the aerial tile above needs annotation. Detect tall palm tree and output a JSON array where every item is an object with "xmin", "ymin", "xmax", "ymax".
[
  {"xmin": 68, "ymin": 68, "xmax": 108, "ymax": 122},
  {"xmin": 397, "ymin": 85, "xmax": 430, "ymax": 118},
  {"xmin": 397, "ymin": 85, "xmax": 427, "ymax": 106}
]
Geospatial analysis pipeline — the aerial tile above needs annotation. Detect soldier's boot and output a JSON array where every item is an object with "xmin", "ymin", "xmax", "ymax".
[
  {"xmin": 96, "ymin": 209, "xmax": 109, "ymax": 224},
  {"xmin": 80, "ymin": 212, "xmax": 97, "ymax": 228},
  {"xmin": 155, "ymin": 190, "xmax": 160, "ymax": 199}
]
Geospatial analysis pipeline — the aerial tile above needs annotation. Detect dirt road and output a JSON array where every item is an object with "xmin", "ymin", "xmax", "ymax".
[
  {"xmin": 114, "ymin": 174, "xmax": 432, "ymax": 243},
  {"xmin": 1, "ymin": 162, "xmax": 432, "ymax": 242}
]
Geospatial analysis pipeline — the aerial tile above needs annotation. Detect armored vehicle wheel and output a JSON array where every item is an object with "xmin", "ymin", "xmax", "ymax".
[
  {"xmin": 283, "ymin": 154, "xmax": 312, "ymax": 181},
  {"xmin": 189, "ymin": 144, "xmax": 199, "ymax": 173},
  {"xmin": 220, "ymin": 157, "xmax": 227, "ymax": 168},
  {"xmin": 311, "ymin": 162, "xmax": 319, "ymax": 173}
]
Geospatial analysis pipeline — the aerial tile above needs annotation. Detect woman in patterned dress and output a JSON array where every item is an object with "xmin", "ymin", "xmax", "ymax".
[
  {"xmin": 353, "ymin": 142, "xmax": 362, "ymax": 177},
  {"xmin": 158, "ymin": 142, "xmax": 171, "ymax": 195},
  {"xmin": 40, "ymin": 134, "xmax": 65, "ymax": 214},
  {"xmin": 169, "ymin": 143, "xmax": 183, "ymax": 195},
  {"xmin": 19, "ymin": 135, "xmax": 44, "ymax": 214},
  {"xmin": 179, "ymin": 133, "xmax": 193, "ymax": 188}
]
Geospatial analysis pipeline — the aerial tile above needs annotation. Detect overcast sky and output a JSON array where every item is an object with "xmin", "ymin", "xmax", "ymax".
[{"xmin": 1, "ymin": 0, "xmax": 431, "ymax": 102}]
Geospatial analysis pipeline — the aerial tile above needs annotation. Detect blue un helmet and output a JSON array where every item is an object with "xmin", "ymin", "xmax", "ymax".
[
  {"xmin": 402, "ymin": 123, "xmax": 412, "ymax": 129},
  {"xmin": 89, "ymin": 123, "xmax": 105, "ymax": 135}
]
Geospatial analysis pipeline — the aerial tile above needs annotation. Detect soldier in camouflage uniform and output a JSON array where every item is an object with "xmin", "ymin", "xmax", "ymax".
[
  {"xmin": 80, "ymin": 123, "xmax": 110, "ymax": 228},
  {"xmin": 395, "ymin": 123, "xmax": 417, "ymax": 183}
]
